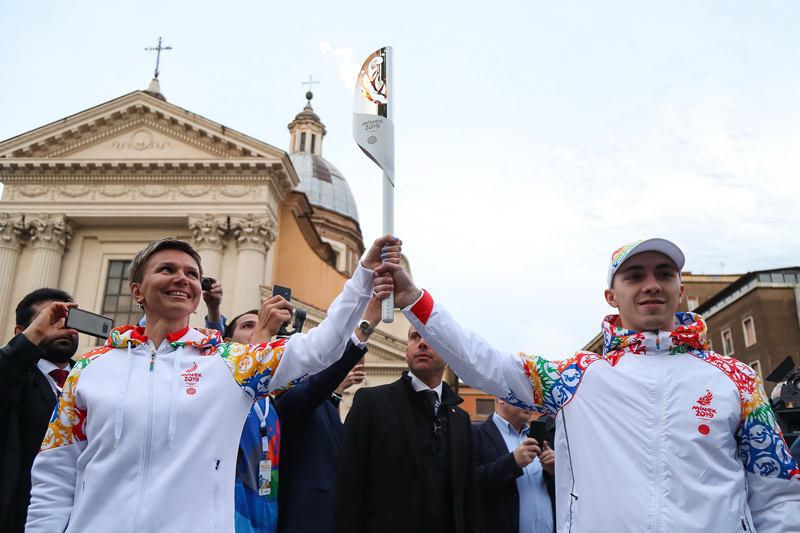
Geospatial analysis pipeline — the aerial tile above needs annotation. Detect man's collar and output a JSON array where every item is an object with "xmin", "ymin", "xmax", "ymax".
[
  {"xmin": 407, "ymin": 370, "xmax": 443, "ymax": 400},
  {"xmin": 492, "ymin": 411, "xmax": 528, "ymax": 437}
]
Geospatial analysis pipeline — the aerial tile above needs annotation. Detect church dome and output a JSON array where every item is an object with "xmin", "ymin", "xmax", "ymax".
[
  {"xmin": 288, "ymin": 91, "xmax": 359, "ymax": 222},
  {"xmin": 290, "ymin": 152, "xmax": 359, "ymax": 222}
]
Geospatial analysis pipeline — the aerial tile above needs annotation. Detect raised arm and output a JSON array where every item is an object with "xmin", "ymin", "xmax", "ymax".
[
  {"xmin": 376, "ymin": 261, "xmax": 558, "ymax": 414},
  {"xmin": 222, "ymin": 236, "xmax": 400, "ymax": 398}
]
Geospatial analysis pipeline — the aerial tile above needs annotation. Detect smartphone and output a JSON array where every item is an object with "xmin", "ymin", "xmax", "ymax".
[
  {"xmin": 201, "ymin": 277, "xmax": 213, "ymax": 291},
  {"xmin": 65, "ymin": 308, "xmax": 115, "ymax": 339},
  {"xmin": 272, "ymin": 285, "xmax": 291, "ymax": 302},
  {"xmin": 528, "ymin": 419, "xmax": 548, "ymax": 446}
]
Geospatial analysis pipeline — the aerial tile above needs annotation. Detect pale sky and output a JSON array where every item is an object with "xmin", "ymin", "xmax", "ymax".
[{"xmin": 2, "ymin": 1, "xmax": 799, "ymax": 358}]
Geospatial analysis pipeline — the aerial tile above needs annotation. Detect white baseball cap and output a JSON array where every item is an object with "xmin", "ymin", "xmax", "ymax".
[{"xmin": 607, "ymin": 238, "xmax": 685, "ymax": 288}]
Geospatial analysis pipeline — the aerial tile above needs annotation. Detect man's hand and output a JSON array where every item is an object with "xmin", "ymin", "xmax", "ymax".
[
  {"xmin": 21, "ymin": 302, "xmax": 78, "ymax": 346},
  {"xmin": 540, "ymin": 441, "xmax": 555, "ymax": 476},
  {"xmin": 335, "ymin": 364, "xmax": 367, "ymax": 395},
  {"xmin": 513, "ymin": 438, "xmax": 541, "ymax": 469},
  {"xmin": 373, "ymin": 261, "xmax": 422, "ymax": 309},
  {"xmin": 202, "ymin": 278, "xmax": 223, "ymax": 323},
  {"xmin": 361, "ymin": 235, "xmax": 402, "ymax": 271},
  {"xmin": 250, "ymin": 295, "xmax": 293, "ymax": 344}
]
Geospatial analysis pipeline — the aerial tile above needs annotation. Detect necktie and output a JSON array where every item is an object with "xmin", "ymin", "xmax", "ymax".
[
  {"xmin": 419, "ymin": 389, "xmax": 438, "ymax": 417},
  {"xmin": 49, "ymin": 369, "xmax": 69, "ymax": 389}
]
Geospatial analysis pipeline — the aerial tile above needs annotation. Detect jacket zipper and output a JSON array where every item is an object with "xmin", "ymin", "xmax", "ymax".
[
  {"xmin": 653, "ymin": 333, "xmax": 663, "ymax": 533},
  {"xmin": 132, "ymin": 348, "xmax": 157, "ymax": 532}
]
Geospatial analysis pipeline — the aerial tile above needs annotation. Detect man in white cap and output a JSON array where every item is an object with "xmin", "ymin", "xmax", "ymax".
[{"xmin": 374, "ymin": 238, "xmax": 800, "ymax": 533}]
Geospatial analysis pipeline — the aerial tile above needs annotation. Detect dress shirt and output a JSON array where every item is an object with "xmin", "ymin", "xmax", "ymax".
[
  {"xmin": 492, "ymin": 412, "xmax": 554, "ymax": 533},
  {"xmin": 36, "ymin": 358, "xmax": 66, "ymax": 397},
  {"xmin": 407, "ymin": 371, "xmax": 443, "ymax": 414}
]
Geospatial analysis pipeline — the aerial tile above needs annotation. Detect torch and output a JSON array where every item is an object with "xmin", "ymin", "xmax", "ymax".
[{"xmin": 353, "ymin": 46, "xmax": 395, "ymax": 323}]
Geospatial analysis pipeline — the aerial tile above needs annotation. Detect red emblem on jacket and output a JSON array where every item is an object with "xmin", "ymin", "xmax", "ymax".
[{"xmin": 692, "ymin": 390, "xmax": 716, "ymax": 434}]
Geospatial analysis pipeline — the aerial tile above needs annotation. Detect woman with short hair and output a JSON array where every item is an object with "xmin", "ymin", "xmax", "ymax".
[{"xmin": 26, "ymin": 235, "xmax": 400, "ymax": 533}]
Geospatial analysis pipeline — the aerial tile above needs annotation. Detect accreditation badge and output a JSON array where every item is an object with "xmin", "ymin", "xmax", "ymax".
[{"xmin": 258, "ymin": 459, "xmax": 272, "ymax": 496}]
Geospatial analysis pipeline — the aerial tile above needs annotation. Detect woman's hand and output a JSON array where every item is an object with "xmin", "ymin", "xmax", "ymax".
[{"xmin": 361, "ymin": 235, "xmax": 402, "ymax": 271}]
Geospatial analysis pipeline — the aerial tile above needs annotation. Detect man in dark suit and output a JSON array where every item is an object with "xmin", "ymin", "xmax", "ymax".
[
  {"xmin": 472, "ymin": 400, "xmax": 555, "ymax": 533},
  {"xmin": 274, "ymin": 298, "xmax": 379, "ymax": 533},
  {"xmin": 334, "ymin": 325, "xmax": 483, "ymax": 533},
  {"xmin": 0, "ymin": 289, "xmax": 78, "ymax": 532}
]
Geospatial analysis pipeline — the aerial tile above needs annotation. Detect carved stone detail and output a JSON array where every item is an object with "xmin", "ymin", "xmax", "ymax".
[
  {"xmin": 27, "ymin": 214, "xmax": 74, "ymax": 252},
  {"xmin": 230, "ymin": 214, "xmax": 278, "ymax": 252},
  {"xmin": 188, "ymin": 214, "xmax": 228, "ymax": 251},
  {"xmin": 0, "ymin": 213, "xmax": 26, "ymax": 250}
]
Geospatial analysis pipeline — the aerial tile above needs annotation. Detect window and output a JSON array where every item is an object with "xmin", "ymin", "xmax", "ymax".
[
  {"xmin": 687, "ymin": 296, "xmax": 699, "ymax": 312},
  {"xmin": 749, "ymin": 360, "xmax": 764, "ymax": 383},
  {"xmin": 101, "ymin": 260, "xmax": 143, "ymax": 333},
  {"xmin": 475, "ymin": 399, "xmax": 495, "ymax": 416},
  {"xmin": 722, "ymin": 329, "xmax": 734, "ymax": 355},
  {"xmin": 311, "ymin": 134, "xmax": 316, "ymax": 154},
  {"xmin": 742, "ymin": 317, "xmax": 757, "ymax": 347},
  {"xmin": 300, "ymin": 132, "xmax": 306, "ymax": 152}
]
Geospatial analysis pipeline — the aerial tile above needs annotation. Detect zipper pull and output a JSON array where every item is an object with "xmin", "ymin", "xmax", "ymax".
[
  {"xmin": 215, "ymin": 460, "xmax": 220, "ymax": 470},
  {"xmin": 149, "ymin": 351, "xmax": 156, "ymax": 372}
]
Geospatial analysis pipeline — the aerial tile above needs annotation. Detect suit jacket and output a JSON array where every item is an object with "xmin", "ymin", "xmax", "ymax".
[
  {"xmin": 274, "ymin": 340, "xmax": 367, "ymax": 533},
  {"xmin": 334, "ymin": 374, "xmax": 483, "ymax": 533},
  {"xmin": 0, "ymin": 334, "xmax": 62, "ymax": 532},
  {"xmin": 472, "ymin": 416, "xmax": 556, "ymax": 533}
]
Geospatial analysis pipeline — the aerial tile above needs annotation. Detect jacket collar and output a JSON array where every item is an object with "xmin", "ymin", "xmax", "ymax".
[
  {"xmin": 401, "ymin": 370, "xmax": 463, "ymax": 406},
  {"xmin": 105, "ymin": 325, "xmax": 222, "ymax": 350},
  {"xmin": 601, "ymin": 312, "xmax": 708, "ymax": 358}
]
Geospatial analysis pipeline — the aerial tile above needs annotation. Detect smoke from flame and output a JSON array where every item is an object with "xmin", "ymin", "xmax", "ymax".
[{"xmin": 320, "ymin": 42, "xmax": 361, "ymax": 93}]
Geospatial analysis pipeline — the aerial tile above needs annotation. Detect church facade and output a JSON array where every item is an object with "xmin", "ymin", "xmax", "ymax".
[{"xmin": 0, "ymin": 79, "xmax": 410, "ymax": 416}]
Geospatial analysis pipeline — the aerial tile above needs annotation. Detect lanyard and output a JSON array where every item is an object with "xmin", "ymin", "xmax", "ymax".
[{"xmin": 253, "ymin": 399, "xmax": 270, "ymax": 454}]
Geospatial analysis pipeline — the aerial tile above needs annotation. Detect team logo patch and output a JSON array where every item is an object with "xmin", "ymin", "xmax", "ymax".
[
  {"xmin": 182, "ymin": 362, "xmax": 203, "ymax": 395},
  {"xmin": 692, "ymin": 390, "xmax": 716, "ymax": 434}
]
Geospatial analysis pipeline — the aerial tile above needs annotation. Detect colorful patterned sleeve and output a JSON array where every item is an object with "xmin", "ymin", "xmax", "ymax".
[
  {"xmin": 519, "ymin": 351, "xmax": 586, "ymax": 416},
  {"xmin": 215, "ymin": 338, "xmax": 296, "ymax": 400},
  {"xmin": 26, "ymin": 346, "xmax": 109, "ymax": 532},
  {"xmin": 729, "ymin": 360, "xmax": 800, "ymax": 532},
  {"xmin": 403, "ymin": 292, "xmax": 564, "ymax": 415},
  {"xmin": 217, "ymin": 263, "xmax": 373, "ymax": 398}
]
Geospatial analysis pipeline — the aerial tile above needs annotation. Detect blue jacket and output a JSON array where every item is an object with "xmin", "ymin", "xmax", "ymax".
[{"xmin": 274, "ymin": 339, "xmax": 367, "ymax": 533}]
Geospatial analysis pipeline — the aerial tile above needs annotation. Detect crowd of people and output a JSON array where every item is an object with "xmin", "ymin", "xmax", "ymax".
[{"xmin": 1, "ymin": 235, "xmax": 799, "ymax": 533}]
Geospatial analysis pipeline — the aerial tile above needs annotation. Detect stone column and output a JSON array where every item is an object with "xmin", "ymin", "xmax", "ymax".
[
  {"xmin": 189, "ymin": 214, "xmax": 228, "ymax": 328},
  {"xmin": 0, "ymin": 213, "xmax": 27, "ymax": 327},
  {"xmin": 26, "ymin": 214, "xmax": 74, "ymax": 292},
  {"xmin": 230, "ymin": 214, "xmax": 278, "ymax": 313}
]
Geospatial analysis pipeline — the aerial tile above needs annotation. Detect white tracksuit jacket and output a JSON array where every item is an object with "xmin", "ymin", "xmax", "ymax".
[
  {"xmin": 25, "ymin": 264, "xmax": 374, "ymax": 533},
  {"xmin": 404, "ymin": 290, "xmax": 800, "ymax": 533}
]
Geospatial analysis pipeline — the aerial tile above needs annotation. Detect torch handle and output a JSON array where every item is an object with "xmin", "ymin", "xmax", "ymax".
[{"xmin": 382, "ymin": 170, "xmax": 395, "ymax": 323}]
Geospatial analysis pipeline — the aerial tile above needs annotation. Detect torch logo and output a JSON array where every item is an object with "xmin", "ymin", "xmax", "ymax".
[{"xmin": 359, "ymin": 55, "xmax": 387, "ymax": 104}]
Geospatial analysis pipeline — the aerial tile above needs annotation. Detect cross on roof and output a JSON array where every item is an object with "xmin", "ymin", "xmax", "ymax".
[
  {"xmin": 302, "ymin": 75, "xmax": 319, "ymax": 92},
  {"xmin": 145, "ymin": 37, "xmax": 172, "ymax": 79}
]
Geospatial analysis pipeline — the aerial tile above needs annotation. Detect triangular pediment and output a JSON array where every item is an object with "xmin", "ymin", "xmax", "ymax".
[
  {"xmin": 0, "ymin": 90, "xmax": 292, "ymax": 164},
  {"xmin": 63, "ymin": 124, "xmax": 220, "ymax": 160}
]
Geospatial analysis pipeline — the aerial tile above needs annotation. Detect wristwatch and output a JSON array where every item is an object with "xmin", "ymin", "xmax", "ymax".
[{"xmin": 358, "ymin": 320, "xmax": 375, "ymax": 335}]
